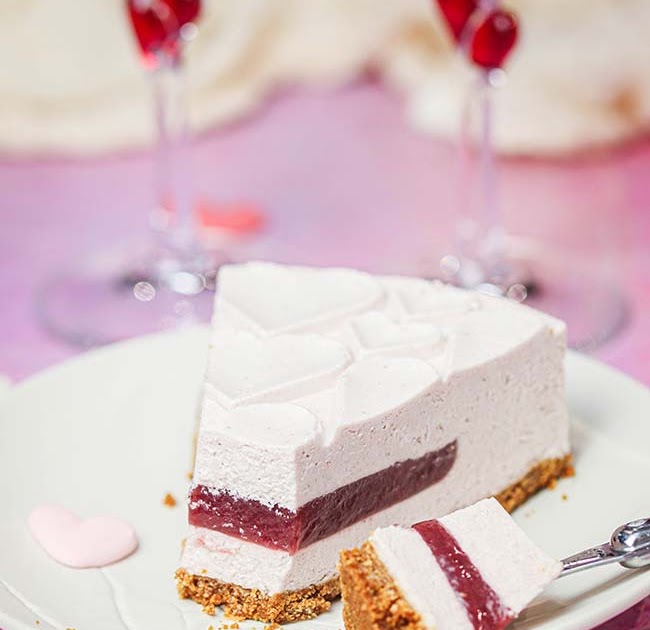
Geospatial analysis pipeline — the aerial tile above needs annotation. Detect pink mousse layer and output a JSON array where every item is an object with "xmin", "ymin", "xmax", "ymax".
[
  {"xmin": 189, "ymin": 441, "xmax": 457, "ymax": 554},
  {"xmin": 413, "ymin": 519, "xmax": 513, "ymax": 630}
]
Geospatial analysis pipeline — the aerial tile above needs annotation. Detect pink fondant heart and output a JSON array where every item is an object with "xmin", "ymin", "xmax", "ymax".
[{"xmin": 28, "ymin": 505, "xmax": 138, "ymax": 568}]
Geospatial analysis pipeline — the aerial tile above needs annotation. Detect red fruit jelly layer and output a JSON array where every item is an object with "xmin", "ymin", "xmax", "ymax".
[
  {"xmin": 413, "ymin": 519, "xmax": 513, "ymax": 630},
  {"xmin": 189, "ymin": 440, "xmax": 457, "ymax": 554}
]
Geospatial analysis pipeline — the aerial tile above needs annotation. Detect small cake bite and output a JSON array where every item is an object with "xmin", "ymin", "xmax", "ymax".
[{"xmin": 339, "ymin": 497, "xmax": 561, "ymax": 630}]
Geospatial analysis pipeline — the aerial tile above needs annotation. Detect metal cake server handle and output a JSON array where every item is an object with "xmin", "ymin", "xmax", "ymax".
[{"xmin": 560, "ymin": 518, "xmax": 650, "ymax": 577}]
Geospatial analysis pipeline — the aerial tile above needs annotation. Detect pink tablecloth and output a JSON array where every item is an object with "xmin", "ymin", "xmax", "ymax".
[{"xmin": 0, "ymin": 81, "xmax": 648, "ymax": 628}]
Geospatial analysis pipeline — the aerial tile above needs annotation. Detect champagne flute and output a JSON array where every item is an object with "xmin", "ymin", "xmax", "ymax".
[
  {"xmin": 38, "ymin": 0, "xmax": 226, "ymax": 347},
  {"xmin": 434, "ymin": 0, "xmax": 627, "ymax": 349}
]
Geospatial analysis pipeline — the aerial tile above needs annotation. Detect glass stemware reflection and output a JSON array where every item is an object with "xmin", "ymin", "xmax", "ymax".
[
  {"xmin": 37, "ymin": 0, "xmax": 225, "ymax": 347},
  {"xmin": 126, "ymin": 0, "xmax": 217, "ymax": 297},
  {"xmin": 433, "ymin": 0, "xmax": 627, "ymax": 350},
  {"xmin": 437, "ymin": 0, "xmax": 519, "ymax": 295}
]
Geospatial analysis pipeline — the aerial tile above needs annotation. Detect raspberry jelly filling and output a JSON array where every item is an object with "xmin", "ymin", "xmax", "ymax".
[
  {"xmin": 189, "ymin": 441, "xmax": 457, "ymax": 554},
  {"xmin": 413, "ymin": 519, "xmax": 514, "ymax": 630}
]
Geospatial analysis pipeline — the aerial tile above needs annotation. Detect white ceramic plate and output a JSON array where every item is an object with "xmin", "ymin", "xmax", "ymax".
[{"xmin": 0, "ymin": 327, "xmax": 649, "ymax": 630}]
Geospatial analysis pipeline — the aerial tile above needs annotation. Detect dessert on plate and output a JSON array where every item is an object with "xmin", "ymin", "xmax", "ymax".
[
  {"xmin": 339, "ymin": 497, "xmax": 562, "ymax": 630},
  {"xmin": 176, "ymin": 262, "xmax": 572, "ymax": 622}
]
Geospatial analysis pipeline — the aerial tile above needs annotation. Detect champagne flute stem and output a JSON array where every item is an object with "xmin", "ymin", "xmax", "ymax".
[
  {"xmin": 149, "ymin": 54, "xmax": 196, "ymax": 257},
  {"xmin": 478, "ymin": 70, "xmax": 507, "ymax": 285},
  {"xmin": 479, "ymin": 73, "xmax": 496, "ymax": 234},
  {"xmin": 455, "ymin": 69, "xmax": 505, "ymax": 287},
  {"xmin": 457, "ymin": 69, "xmax": 473, "ymax": 262}
]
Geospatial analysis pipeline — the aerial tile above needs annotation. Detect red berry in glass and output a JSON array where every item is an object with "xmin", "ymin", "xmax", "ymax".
[
  {"xmin": 435, "ymin": 0, "xmax": 479, "ymax": 42},
  {"xmin": 127, "ymin": 0, "xmax": 201, "ymax": 64},
  {"xmin": 36, "ymin": 0, "xmax": 218, "ymax": 347},
  {"xmin": 470, "ymin": 9, "xmax": 518, "ymax": 69},
  {"xmin": 170, "ymin": 0, "xmax": 200, "ymax": 28}
]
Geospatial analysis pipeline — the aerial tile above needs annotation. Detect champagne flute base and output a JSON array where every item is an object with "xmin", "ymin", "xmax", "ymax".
[
  {"xmin": 36, "ymin": 245, "xmax": 228, "ymax": 348},
  {"xmin": 439, "ymin": 238, "xmax": 627, "ymax": 352}
]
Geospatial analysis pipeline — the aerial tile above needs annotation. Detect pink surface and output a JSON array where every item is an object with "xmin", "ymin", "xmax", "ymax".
[{"xmin": 1, "ymin": 81, "xmax": 649, "ymax": 627}]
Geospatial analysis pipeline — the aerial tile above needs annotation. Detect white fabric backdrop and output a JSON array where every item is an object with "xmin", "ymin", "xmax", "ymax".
[{"xmin": 1, "ymin": 0, "xmax": 649, "ymax": 156}]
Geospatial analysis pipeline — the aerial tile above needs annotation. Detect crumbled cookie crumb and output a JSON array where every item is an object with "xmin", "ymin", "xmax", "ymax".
[
  {"xmin": 264, "ymin": 624, "xmax": 280, "ymax": 630},
  {"xmin": 164, "ymin": 493, "xmax": 177, "ymax": 507},
  {"xmin": 35, "ymin": 622, "xmax": 40, "ymax": 626},
  {"xmin": 562, "ymin": 493, "xmax": 568, "ymax": 501},
  {"xmin": 187, "ymin": 471, "xmax": 194, "ymax": 481}
]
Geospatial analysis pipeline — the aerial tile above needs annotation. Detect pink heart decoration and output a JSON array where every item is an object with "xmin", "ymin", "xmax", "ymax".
[{"xmin": 28, "ymin": 505, "xmax": 138, "ymax": 568}]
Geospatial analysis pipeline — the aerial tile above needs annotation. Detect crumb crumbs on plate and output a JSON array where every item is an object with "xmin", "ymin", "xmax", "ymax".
[
  {"xmin": 163, "ymin": 493, "xmax": 177, "ymax": 507},
  {"xmin": 562, "ymin": 493, "xmax": 568, "ymax": 501},
  {"xmin": 187, "ymin": 471, "xmax": 193, "ymax": 481}
]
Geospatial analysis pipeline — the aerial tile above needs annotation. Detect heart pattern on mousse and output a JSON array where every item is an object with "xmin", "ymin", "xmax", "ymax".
[
  {"xmin": 205, "ymin": 330, "xmax": 351, "ymax": 407},
  {"xmin": 28, "ymin": 505, "xmax": 138, "ymax": 569},
  {"xmin": 218, "ymin": 263, "xmax": 383, "ymax": 335},
  {"xmin": 351, "ymin": 312, "xmax": 443, "ymax": 356},
  {"xmin": 336, "ymin": 356, "xmax": 440, "ymax": 425},
  {"xmin": 385, "ymin": 278, "xmax": 480, "ymax": 322}
]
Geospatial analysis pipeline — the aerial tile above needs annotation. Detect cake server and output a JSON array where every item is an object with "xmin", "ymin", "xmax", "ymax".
[{"xmin": 560, "ymin": 517, "xmax": 650, "ymax": 576}]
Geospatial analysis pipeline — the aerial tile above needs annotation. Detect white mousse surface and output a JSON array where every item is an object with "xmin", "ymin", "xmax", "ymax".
[
  {"xmin": 182, "ymin": 262, "xmax": 570, "ymax": 594},
  {"xmin": 370, "ymin": 498, "xmax": 562, "ymax": 630}
]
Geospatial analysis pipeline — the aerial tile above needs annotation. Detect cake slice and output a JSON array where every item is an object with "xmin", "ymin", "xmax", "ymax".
[
  {"xmin": 339, "ymin": 498, "xmax": 561, "ymax": 630},
  {"xmin": 176, "ymin": 262, "xmax": 571, "ymax": 622}
]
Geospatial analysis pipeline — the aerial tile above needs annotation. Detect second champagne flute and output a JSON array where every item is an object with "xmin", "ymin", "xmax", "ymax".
[
  {"xmin": 434, "ymin": 0, "xmax": 627, "ymax": 350},
  {"xmin": 38, "ymin": 0, "xmax": 227, "ymax": 347}
]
